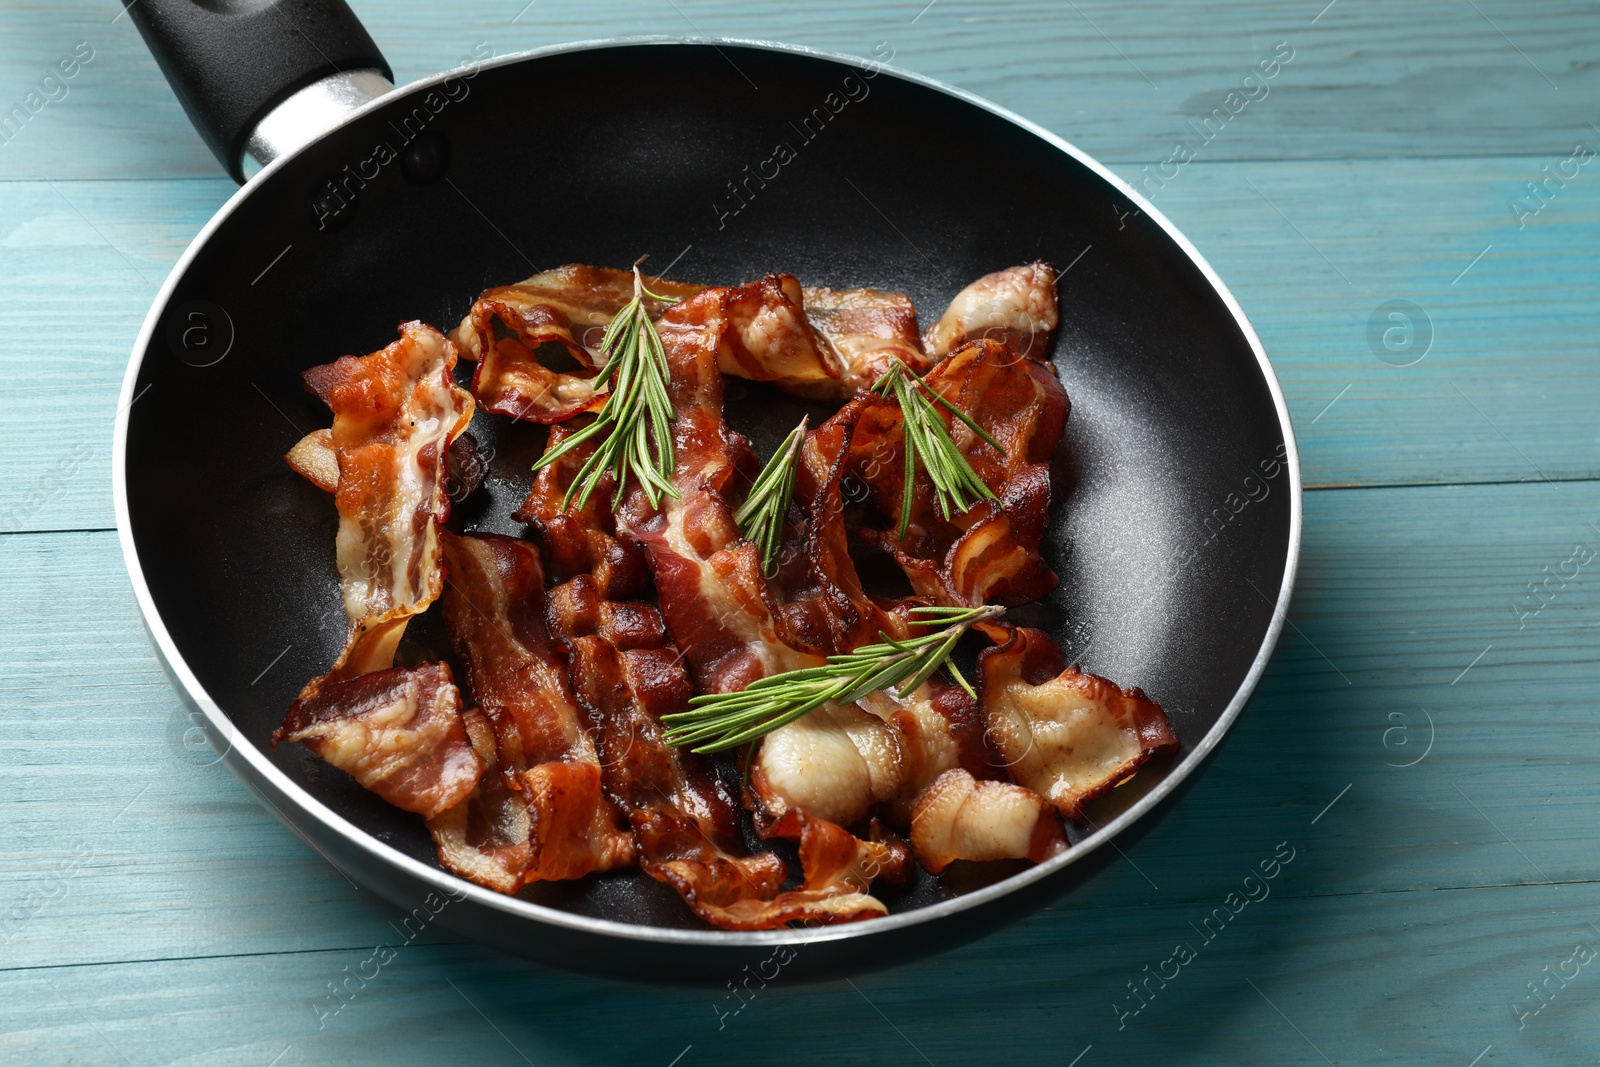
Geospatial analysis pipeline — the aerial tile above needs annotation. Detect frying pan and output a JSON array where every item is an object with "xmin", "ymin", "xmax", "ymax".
[{"xmin": 114, "ymin": 0, "xmax": 1301, "ymax": 980}]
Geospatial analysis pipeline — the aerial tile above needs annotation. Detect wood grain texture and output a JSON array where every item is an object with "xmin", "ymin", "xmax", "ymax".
[
  {"xmin": 0, "ymin": 154, "xmax": 1595, "ymax": 534},
  {"xmin": 3, "ymin": 883, "xmax": 1596, "ymax": 1065},
  {"xmin": 4, "ymin": 1, "xmax": 1597, "ymax": 1063},
  {"xmin": 2, "ymin": 1, "xmax": 1597, "ymax": 181}
]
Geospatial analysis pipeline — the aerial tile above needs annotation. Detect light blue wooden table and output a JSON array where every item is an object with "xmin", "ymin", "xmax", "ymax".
[{"xmin": 3, "ymin": 2, "xmax": 1597, "ymax": 1064}]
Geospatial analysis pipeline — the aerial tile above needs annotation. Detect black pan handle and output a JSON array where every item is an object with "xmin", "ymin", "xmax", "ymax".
[{"xmin": 127, "ymin": 0, "xmax": 392, "ymax": 182}]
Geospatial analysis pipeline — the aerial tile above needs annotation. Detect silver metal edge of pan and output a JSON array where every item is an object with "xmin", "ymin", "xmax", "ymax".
[{"xmin": 112, "ymin": 35, "xmax": 1304, "ymax": 949}]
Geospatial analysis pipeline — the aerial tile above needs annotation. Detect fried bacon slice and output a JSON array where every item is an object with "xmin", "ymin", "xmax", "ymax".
[
  {"xmin": 426, "ymin": 531, "xmax": 633, "ymax": 890},
  {"xmin": 912, "ymin": 769, "xmax": 1068, "ymax": 874},
  {"xmin": 454, "ymin": 265, "xmax": 855, "ymax": 417},
  {"xmin": 273, "ymin": 663, "xmax": 481, "ymax": 819},
  {"xmin": 616, "ymin": 285, "xmax": 798, "ymax": 691},
  {"xmin": 555, "ymin": 608, "xmax": 782, "ymax": 892},
  {"xmin": 756, "ymin": 808, "xmax": 912, "ymax": 919},
  {"xmin": 923, "ymin": 261, "xmax": 1059, "ymax": 360},
  {"xmin": 513, "ymin": 421, "xmax": 651, "ymax": 601},
  {"xmin": 802, "ymin": 286, "xmax": 935, "ymax": 397},
  {"xmin": 455, "ymin": 264, "xmax": 956, "ymax": 415},
  {"xmin": 451, "ymin": 264, "xmax": 706, "ymax": 424},
  {"xmin": 764, "ymin": 400, "xmax": 904, "ymax": 656},
  {"xmin": 715, "ymin": 273, "xmax": 845, "ymax": 399},
  {"xmin": 295, "ymin": 321, "xmax": 475, "ymax": 678},
  {"xmin": 308, "ymin": 322, "xmax": 474, "ymax": 624},
  {"xmin": 980, "ymin": 627, "xmax": 1178, "ymax": 821},
  {"xmin": 849, "ymin": 336, "xmax": 1069, "ymax": 606},
  {"xmin": 275, "ymin": 324, "xmax": 478, "ymax": 806}
]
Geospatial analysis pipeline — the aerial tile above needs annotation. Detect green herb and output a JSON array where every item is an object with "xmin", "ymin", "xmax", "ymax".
[
  {"xmin": 734, "ymin": 417, "xmax": 808, "ymax": 576},
  {"xmin": 660, "ymin": 605, "xmax": 1003, "ymax": 753},
  {"xmin": 531, "ymin": 264, "xmax": 680, "ymax": 510},
  {"xmin": 871, "ymin": 358, "xmax": 1006, "ymax": 540}
]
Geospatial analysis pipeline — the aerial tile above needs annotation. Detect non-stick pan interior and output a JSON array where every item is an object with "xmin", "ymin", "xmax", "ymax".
[{"xmin": 123, "ymin": 43, "xmax": 1292, "ymax": 933}]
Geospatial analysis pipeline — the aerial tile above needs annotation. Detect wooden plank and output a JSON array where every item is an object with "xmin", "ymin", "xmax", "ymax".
[
  {"xmin": 1, "ymin": 156, "xmax": 1595, "ymax": 534},
  {"xmin": 2, "ymin": 880, "xmax": 1596, "ymax": 1065},
  {"xmin": 3, "ymin": 479, "xmax": 1597, "ymax": 975},
  {"xmin": 0, "ymin": 528, "xmax": 457, "ymax": 970},
  {"xmin": 1145, "ymin": 156, "xmax": 1600, "ymax": 490},
  {"xmin": 0, "ymin": 178, "xmax": 225, "ymax": 535},
  {"xmin": 1, "ymin": 1, "xmax": 1596, "ymax": 181}
]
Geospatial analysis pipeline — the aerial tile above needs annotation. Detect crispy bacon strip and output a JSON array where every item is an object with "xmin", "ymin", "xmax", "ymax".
[
  {"xmin": 513, "ymin": 421, "xmax": 651, "ymax": 601},
  {"xmin": 912, "ymin": 768, "xmax": 1067, "ymax": 874},
  {"xmin": 290, "ymin": 322, "xmax": 475, "ymax": 683},
  {"xmin": 451, "ymin": 264, "xmax": 707, "ymax": 366},
  {"xmin": 451, "ymin": 264, "xmax": 705, "ymax": 424},
  {"xmin": 802, "ymin": 286, "xmax": 934, "ymax": 397},
  {"xmin": 980, "ymin": 627, "xmax": 1178, "ymax": 821},
  {"xmin": 756, "ymin": 808, "xmax": 911, "ymax": 919},
  {"xmin": 456, "ymin": 264, "xmax": 956, "ymax": 416},
  {"xmin": 643, "ymin": 812, "xmax": 899, "ymax": 928},
  {"xmin": 273, "ymin": 663, "xmax": 481, "ymax": 819},
  {"xmin": 276, "ymin": 324, "xmax": 477, "ymax": 809},
  {"xmin": 850, "ymin": 336, "xmax": 1068, "ymax": 606},
  {"xmin": 923, "ymin": 261, "xmax": 1059, "ymax": 360},
  {"xmin": 617, "ymin": 285, "xmax": 792, "ymax": 691},
  {"xmin": 314, "ymin": 323, "xmax": 474, "ymax": 626},
  {"xmin": 715, "ymin": 273, "xmax": 843, "ymax": 399},
  {"xmin": 523, "ymin": 425, "xmax": 747, "ymax": 900},
  {"xmin": 427, "ymin": 531, "xmax": 633, "ymax": 890},
  {"xmin": 455, "ymin": 266, "xmax": 853, "ymax": 417}
]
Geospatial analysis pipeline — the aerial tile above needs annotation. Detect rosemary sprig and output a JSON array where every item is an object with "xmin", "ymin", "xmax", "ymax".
[
  {"xmin": 660, "ymin": 604, "xmax": 1003, "ymax": 753},
  {"xmin": 734, "ymin": 417, "xmax": 808, "ymax": 576},
  {"xmin": 531, "ymin": 264, "xmax": 680, "ymax": 510},
  {"xmin": 871, "ymin": 358, "xmax": 1006, "ymax": 540}
]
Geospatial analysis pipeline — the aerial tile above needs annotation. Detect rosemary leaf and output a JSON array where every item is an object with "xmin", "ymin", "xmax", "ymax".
[
  {"xmin": 661, "ymin": 604, "xmax": 1004, "ymax": 753},
  {"xmin": 870, "ymin": 359, "xmax": 1006, "ymax": 540},
  {"xmin": 532, "ymin": 264, "xmax": 680, "ymax": 511},
  {"xmin": 733, "ymin": 417, "xmax": 808, "ymax": 576}
]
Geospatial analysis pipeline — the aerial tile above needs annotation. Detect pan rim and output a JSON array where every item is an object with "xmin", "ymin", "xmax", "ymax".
[{"xmin": 113, "ymin": 35, "xmax": 1302, "ymax": 949}]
